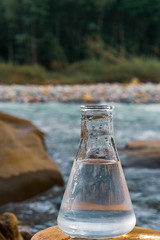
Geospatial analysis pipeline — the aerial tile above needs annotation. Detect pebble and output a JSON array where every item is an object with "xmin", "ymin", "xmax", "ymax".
[{"xmin": 0, "ymin": 83, "xmax": 159, "ymax": 103}]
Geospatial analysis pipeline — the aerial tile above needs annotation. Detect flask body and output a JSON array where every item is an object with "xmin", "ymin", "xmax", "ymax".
[{"xmin": 57, "ymin": 105, "xmax": 136, "ymax": 238}]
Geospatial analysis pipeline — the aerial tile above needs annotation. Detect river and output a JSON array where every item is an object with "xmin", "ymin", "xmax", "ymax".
[{"xmin": 0, "ymin": 102, "xmax": 160, "ymax": 232}]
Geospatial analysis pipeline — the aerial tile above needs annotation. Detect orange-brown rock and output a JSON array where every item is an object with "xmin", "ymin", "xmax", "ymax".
[
  {"xmin": 0, "ymin": 112, "xmax": 64, "ymax": 205},
  {"xmin": 0, "ymin": 232, "xmax": 6, "ymax": 240},
  {"xmin": 120, "ymin": 140, "xmax": 160, "ymax": 168},
  {"xmin": 83, "ymin": 89, "xmax": 94, "ymax": 103},
  {"xmin": 31, "ymin": 225, "xmax": 160, "ymax": 240},
  {"xmin": 0, "ymin": 212, "xmax": 23, "ymax": 240}
]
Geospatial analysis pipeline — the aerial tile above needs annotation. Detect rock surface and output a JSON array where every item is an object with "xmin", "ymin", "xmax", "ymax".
[
  {"xmin": 20, "ymin": 231, "xmax": 33, "ymax": 240},
  {"xmin": 0, "ymin": 212, "xmax": 33, "ymax": 240},
  {"xmin": 0, "ymin": 112, "xmax": 64, "ymax": 205},
  {"xmin": 31, "ymin": 225, "xmax": 160, "ymax": 240},
  {"xmin": 120, "ymin": 140, "xmax": 160, "ymax": 168},
  {"xmin": 0, "ymin": 212, "xmax": 23, "ymax": 240}
]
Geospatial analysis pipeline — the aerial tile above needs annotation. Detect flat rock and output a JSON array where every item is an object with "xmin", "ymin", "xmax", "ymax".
[
  {"xmin": 31, "ymin": 225, "xmax": 160, "ymax": 240},
  {"xmin": 120, "ymin": 140, "xmax": 160, "ymax": 168},
  {"xmin": 0, "ymin": 112, "xmax": 64, "ymax": 205}
]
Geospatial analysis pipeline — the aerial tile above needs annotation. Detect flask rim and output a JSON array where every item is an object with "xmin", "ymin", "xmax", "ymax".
[{"xmin": 80, "ymin": 104, "xmax": 114, "ymax": 111}]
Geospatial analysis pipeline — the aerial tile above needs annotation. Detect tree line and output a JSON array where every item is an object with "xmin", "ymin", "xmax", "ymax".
[{"xmin": 0, "ymin": 0, "xmax": 160, "ymax": 68}]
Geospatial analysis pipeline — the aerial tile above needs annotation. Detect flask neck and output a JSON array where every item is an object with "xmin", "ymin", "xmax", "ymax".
[
  {"xmin": 76, "ymin": 105, "xmax": 119, "ymax": 161},
  {"xmin": 81, "ymin": 112, "xmax": 113, "ymax": 140}
]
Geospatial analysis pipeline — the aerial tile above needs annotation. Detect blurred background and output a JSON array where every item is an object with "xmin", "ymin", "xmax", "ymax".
[
  {"xmin": 0, "ymin": 0, "xmax": 160, "ymax": 84},
  {"xmin": 0, "ymin": 0, "xmax": 160, "ymax": 237}
]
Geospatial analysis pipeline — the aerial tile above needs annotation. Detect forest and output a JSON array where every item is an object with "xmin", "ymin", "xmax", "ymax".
[{"xmin": 0, "ymin": 0, "xmax": 160, "ymax": 84}]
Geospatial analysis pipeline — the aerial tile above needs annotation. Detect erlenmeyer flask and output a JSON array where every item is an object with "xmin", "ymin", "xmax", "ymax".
[{"xmin": 57, "ymin": 105, "xmax": 136, "ymax": 239}]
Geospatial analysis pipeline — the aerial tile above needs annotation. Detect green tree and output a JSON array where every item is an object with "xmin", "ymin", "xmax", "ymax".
[{"xmin": 0, "ymin": 0, "xmax": 160, "ymax": 66}]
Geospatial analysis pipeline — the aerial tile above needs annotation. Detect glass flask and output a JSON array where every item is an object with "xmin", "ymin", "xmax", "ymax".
[{"xmin": 57, "ymin": 105, "xmax": 136, "ymax": 239}]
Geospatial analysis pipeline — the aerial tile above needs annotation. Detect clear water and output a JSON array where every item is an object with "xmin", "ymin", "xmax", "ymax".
[
  {"xmin": 58, "ymin": 210, "xmax": 135, "ymax": 238},
  {"xmin": 0, "ymin": 102, "xmax": 159, "ymax": 233},
  {"xmin": 58, "ymin": 160, "xmax": 136, "ymax": 238}
]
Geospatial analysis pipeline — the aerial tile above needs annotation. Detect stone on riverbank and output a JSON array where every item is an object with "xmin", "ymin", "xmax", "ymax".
[
  {"xmin": 0, "ymin": 112, "xmax": 64, "ymax": 205},
  {"xmin": 20, "ymin": 231, "xmax": 33, "ymax": 240},
  {"xmin": 0, "ymin": 212, "xmax": 23, "ymax": 240},
  {"xmin": 120, "ymin": 140, "xmax": 160, "ymax": 168},
  {"xmin": 31, "ymin": 225, "xmax": 160, "ymax": 240},
  {"xmin": 0, "ymin": 213, "xmax": 33, "ymax": 240},
  {"xmin": 0, "ymin": 83, "xmax": 160, "ymax": 103}
]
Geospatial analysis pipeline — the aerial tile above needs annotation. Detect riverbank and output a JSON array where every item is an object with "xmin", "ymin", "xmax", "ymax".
[{"xmin": 0, "ymin": 83, "xmax": 160, "ymax": 103}]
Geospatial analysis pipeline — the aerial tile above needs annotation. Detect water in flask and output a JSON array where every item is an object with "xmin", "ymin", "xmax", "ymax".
[{"xmin": 58, "ymin": 159, "xmax": 136, "ymax": 238}]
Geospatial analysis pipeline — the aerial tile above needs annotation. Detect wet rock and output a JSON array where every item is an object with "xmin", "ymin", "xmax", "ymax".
[
  {"xmin": 31, "ymin": 225, "xmax": 160, "ymax": 240},
  {"xmin": 120, "ymin": 140, "xmax": 160, "ymax": 168},
  {"xmin": 0, "ymin": 212, "xmax": 23, "ymax": 240},
  {"xmin": 0, "ymin": 112, "xmax": 64, "ymax": 205},
  {"xmin": 20, "ymin": 231, "xmax": 33, "ymax": 240}
]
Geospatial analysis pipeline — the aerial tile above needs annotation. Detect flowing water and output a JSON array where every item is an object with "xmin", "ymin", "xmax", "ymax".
[{"xmin": 0, "ymin": 102, "xmax": 160, "ymax": 233}]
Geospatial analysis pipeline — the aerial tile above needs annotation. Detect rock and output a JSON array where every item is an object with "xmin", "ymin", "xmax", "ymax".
[
  {"xmin": 0, "ymin": 112, "xmax": 64, "ymax": 205},
  {"xmin": 0, "ymin": 233, "xmax": 6, "ymax": 240},
  {"xmin": 0, "ymin": 212, "xmax": 32, "ymax": 240},
  {"xmin": 31, "ymin": 225, "xmax": 160, "ymax": 240},
  {"xmin": 83, "ymin": 89, "xmax": 94, "ymax": 103},
  {"xmin": 0, "ymin": 212, "xmax": 23, "ymax": 240},
  {"xmin": 120, "ymin": 140, "xmax": 160, "ymax": 168},
  {"xmin": 20, "ymin": 231, "xmax": 33, "ymax": 240},
  {"xmin": 127, "ymin": 139, "xmax": 160, "ymax": 150}
]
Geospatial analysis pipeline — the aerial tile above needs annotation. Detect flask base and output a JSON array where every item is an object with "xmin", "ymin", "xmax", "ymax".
[{"xmin": 57, "ymin": 209, "xmax": 136, "ymax": 239}]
